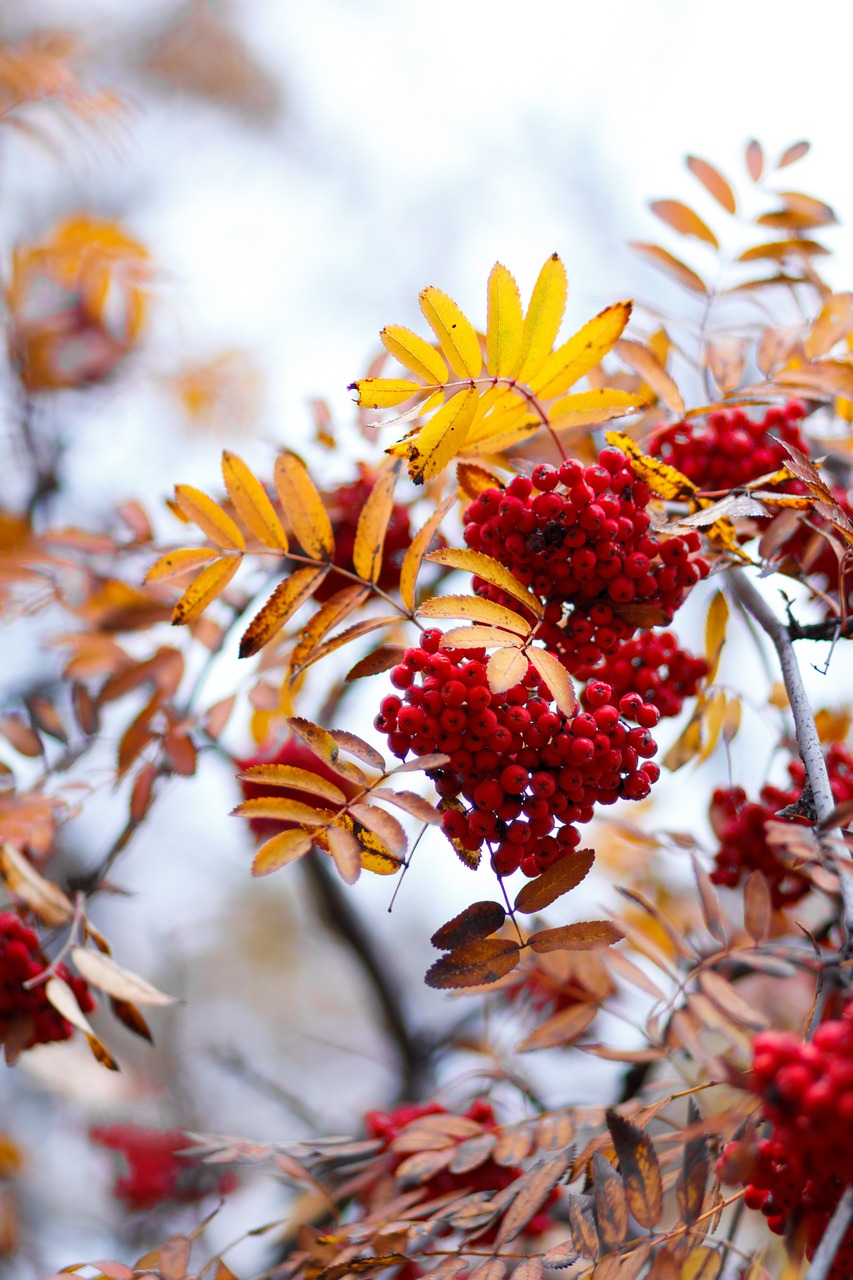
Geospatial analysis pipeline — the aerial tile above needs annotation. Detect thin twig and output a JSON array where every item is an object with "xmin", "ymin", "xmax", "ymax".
[{"xmin": 805, "ymin": 1185, "xmax": 853, "ymax": 1280}]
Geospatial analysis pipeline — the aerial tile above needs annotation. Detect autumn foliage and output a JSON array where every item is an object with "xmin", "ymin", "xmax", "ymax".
[{"xmin": 5, "ymin": 22, "xmax": 853, "ymax": 1280}]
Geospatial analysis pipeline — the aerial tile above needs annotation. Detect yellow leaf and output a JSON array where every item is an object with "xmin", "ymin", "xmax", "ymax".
[
  {"xmin": 144, "ymin": 547, "xmax": 220, "ymax": 584},
  {"xmin": 605, "ymin": 431, "xmax": 697, "ymax": 499},
  {"xmin": 381, "ymin": 324, "xmax": 449, "ymax": 385},
  {"xmin": 239, "ymin": 565, "xmax": 328, "ymax": 658},
  {"xmin": 233, "ymin": 797, "xmax": 331, "ymax": 824},
  {"xmin": 614, "ymin": 339, "xmax": 684, "ymax": 415},
  {"xmin": 419, "ymin": 286, "xmax": 482, "ymax": 378},
  {"xmin": 698, "ymin": 691, "xmax": 728, "ymax": 762},
  {"xmin": 549, "ymin": 389, "xmax": 647, "ymax": 428},
  {"xmin": 526, "ymin": 647, "xmax": 576, "ymax": 717},
  {"xmin": 704, "ymin": 591, "xmax": 728, "ymax": 683},
  {"xmin": 456, "ymin": 461, "xmax": 504, "ymax": 501},
  {"xmin": 173, "ymin": 484, "xmax": 245, "ymax": 550},
  {"xmin": 252, "ymin": 829, "xmax": 314, "ymax": 876},
  {"xmin": 387, "ymin": 387, "xmax": 479, "ymax": 485},
  {"xmin": 273, "ymin": 452, "xmax": 335, "ymax": 560},
  {"xmin": 236, "ymin": 763, "xmax": 347, "ymax": 805},
  {"xmin": 221, "ymin": 451, "xmax": 289, "ymax": 551},
  {"xmin": 463, "ymin": 392, "xmax": 538, "ymax": 448},
  {"xmin": 440, "ymin": 625, "xmax": 526, "ymax": 649},
  {"xmin": 662, "ymin": 709, "xmax": 703, "ymax": 771},
  {"xmin": 649, "ymin": 199, "xmax": 719, "ymax": 248},
  {"xmin": 487, "ymin": 645, "xmax": 528, "ymax": 692},
  {"xmin": 529, "ymin": 301, "xmax": 632, "ymax": 399},
  {"xmin": 399, "ymin": 492, "xmax": 456, "ymax": 612},
  {"xmin": 349, "ymin": 377, "xmax": 425, "ymax": 409},
  {"xmin": 516, "ymin": 253, "xmax": 568, "ymax": 382},
  {"xmin": 426, "ymin": 547, "xmax": 543, "ymax": 617},
  {"xmin": 722, "ymin": 697, "xmax": 741, "ymax": 746},
  {"xmin": 352, "ymin": 460, "xmax": 401, "ymax": 583},
  {"xmin": 486, "ymin": 262, "xmax": 524, "ymax": 376},
  {"xmin": 417, "ymin": 595, "xmax": 532, "ymax": 634},
  {"xmin": 171, "ymin": 555, "xmax": 242, "ymax": 624}
]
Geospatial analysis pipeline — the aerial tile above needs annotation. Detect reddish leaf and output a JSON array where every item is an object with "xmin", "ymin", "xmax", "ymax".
[
  {"xmin": 514, "ymin": 850, "xmax": 595, "ymax": 913},
  {"xmin": 430, "ymin": 901, "xmax": 507, "ymax": 950},
  {"xmin": 425, "ymin": 938, "xmax": 520, "ymax": 989},
  {"xmin": 528, "ymin": 921, "xmax": 623, "ymax": 953},
  {"xmin": 686, "ymin": 155, "xmax": 737, "ymax": 214}
]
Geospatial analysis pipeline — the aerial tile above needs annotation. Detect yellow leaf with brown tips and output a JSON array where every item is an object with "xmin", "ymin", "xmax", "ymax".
[
  {"xmin": 426, "ymin": 547, "xmax": 543, "ymax": 617},
  {"xmin": 273, "ymin": 451, "xmax": 335, "ymax": 560},
  {"xmin": 529, "ymin": 301, "xmax": 632, "ymax": 400},
  {"xmin": 381, "ymin": 324, "xmax": 448, "ymax": 385},
  {"xmin": 516, "ymin": 253, "xmax": 568, "ymax": 382},
  {"xmin": 349, "ymin": 377, "xmax": 425, "ymax": 409},
  {"xmin": 173, "ymin": 484, "xmax": 245, "ymax": 550},
  {"xmin": 399, "ymin": 491, "xmax": 456, "ymax": 611},
  {"xmin": 239, "ymin": 565, "xmax": 327, "ymax": 658},
  {"xmin": 221, "ymin": 450, "xmax": 289, "ymax": 551},
  {"xmin": 171, "ymin": 555, "xmax": 241, "ymax": 625},
  {"xmin": 417, "ymin": 594, "xmax": 532, "ymax": 634},
  {"xmin": 419, "ymin": 286, "xmax": 482, "ymax": 378},
  {"xmin": 352, "ymin": 461, "xmax": 401, "ymax": 583},
  {"xmin": 387, "ymin": 387, "xmax": 479, "ymax": 485},
  {"xmin": 144, "ymin": 547, "xmax": 220, "ymax": 584}
]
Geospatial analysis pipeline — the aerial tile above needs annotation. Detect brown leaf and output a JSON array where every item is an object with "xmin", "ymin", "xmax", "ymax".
[
  {"xmin": 686, "ymin": 155, "xmax": 737, "ymax": 214},
  {"xmin": 537, "ymin": 1112, "xmax": 575, "ymax": 1151},
  {"xmin": 745, "ymin": 139, "xmax": 764, "ymax": 182},
  {"xmin": 494, "ymin": 1154, "xmax": 570, "ymax": 1247},
  {"xmin": 431, "ymin": 901, "xmax": 507, "ymax": 950},
  {"xmin": 346, "ymin": 644, "xmax": 406, "ymax": 681},
  {"xmin": 541, "ymin": 1242, "xmax": 580, "ymax": 1271},
  {"xmin": 630, "ymin": 242, "xmax": 707, "ymax": 295},
  {"xmin": 109, "ymin": 997, "xmax": 153, "ymax": 1043},
  {"xmin": 567, "ymin": 1193, "xmax": 599, "ymax": 1258},
  {"xmin": 159, "ymin": 1236, "xmax": 192, "ymax": 1280},
  {"xmin": 291, "ymin": 585, "xmax": 372, "ymax": 673},
  {"xmin": 677, "ymin": 1101, "xmax": 709, "ymax": 1228},
  {"xmin": 352, "ymin": 460, "xmax": 402, "ymax": 583},
  {"xmin": 691, "ymin": 856, "xmax": 726, "ymax": 942},
  {"xmin": 514, "ymin": 850, "xmax": 596, "ymax": 914},
  {"xmin": 592, "ymin": 1152, "xmax": 628, "ymax": 1249},
  {"xmin": 394, "ymin": 1147, "xmax": 456, "ymax": 1185},
  {"xmin": 510, "ymin": 1260, "xmax": 544, "ymax": 1280},
  {"xmin": 449, "ymin": 1132, "xmax": 497, "ymax": 1174},
  {"xmin": 0, "ymin": 716, "xmax": 42, "ymax": 757},
  {"xmin": 649, "ymin": 200, "xmax": 718, "ymax": 248},
  {"xmin": 0, "ymin": 843, "xmax": 73, "ymax": 926},
  {"xmin": 327, "ymin": 730, "xmax": 386, "ymax": 772},
  {"xmin": 425, "ymin": 938, "xmax": 521, "ymax": 989},
  {"xmin": 743, "ymin": 870, "xmax": 772, "ymax": 942},
  {"xmin": 239, "ymin": 565, "xmax": 328, "ymax": 657},
  {"xmin": 605, "ymin": 1111, "xmax": 662, "ymax": 1229},
  {"xmin": 528, "ymin": 921, "xmax": 623, "ymax": 953},
  {"xmin": 517, "ymin": 1002, "xmax": 598, "ymax": 1052},
  {"xmin": 370, "ymin": 788, "xmax": 441, "ymax": 824},
  {"xmin": 698, "ymin": 970, "xmax": 769, "ymax": 1029},
  {"xmin": 680, "ymin": 1246, "xmax": 722, "ymax": 1280}
]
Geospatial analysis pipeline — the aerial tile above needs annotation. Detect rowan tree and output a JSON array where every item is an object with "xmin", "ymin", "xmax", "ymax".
[{"xmin": 2, "ymin": 17, "xmax": 853, "ymax": 1280}]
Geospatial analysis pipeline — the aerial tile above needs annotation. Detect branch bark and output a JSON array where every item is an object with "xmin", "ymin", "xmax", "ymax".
[{"xmin": 805, "ymin": 1185, "xmax": 853, "ymax": 1280}]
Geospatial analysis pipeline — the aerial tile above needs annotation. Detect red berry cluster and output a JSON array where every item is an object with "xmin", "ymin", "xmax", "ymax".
[
  {"xmin": 315, "ymin": 466, "xmax": 412, "ymax": 601},
  {"xmin": 709, "ymin": 745, "xmax": 853, "ymax": 907},
  {"xmin": 0, "ymin": 913, "xmax": 95, "ymax": 1051},
  {"xmin": 90, "ymin": 1124, "xmax": 237, "ymax": 1211},
  {"xmin": 375, "ymin": 630, "xmax": 661, "ymax": 877},
  {"xmin": 649, "ymin": 401, "xmax": 809, "ymax": 489},
  {"xmin": 462, "ymin": 451, "xmax": 710, "ymax": 675},
  {"xmin": 579, "ymin": 630, "xmax": 707, "ymax": 718},
  {"xmin": 722, "ymin": 1008, "xmax": 853, "ymax": 1278},
  {"xmin": 650, "ymin": 401, "xmax": 853, "ymax": 600},
  {"xmin": 363, "ymin": 1100, "xmax": 557, "ymax": 1238}
]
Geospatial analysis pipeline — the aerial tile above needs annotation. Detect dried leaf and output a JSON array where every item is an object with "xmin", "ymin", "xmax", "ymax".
[
  {"xmin": 614, "ymin": 339, "xmax": 684, "ymax": 415},
  {"xmin": 173, "ymin": 484, "xmax": 245, "ymax": 550},
  {"xmin": 425, "ymin": 938, "xmax": 520, "ymax": 989},
  {"xmin": 418, "ymin": 595, "xmax": 532, "ymax": 634},
  {"xmin": 109, "ymin": 997, "xmax": 153, "ymax": 1043},
  {"xmin": 650, "ymin": 200, "xmax": 718, "ymax": 248},
  {"xmin": 70, "ymin": 948, "xmax": 175, "ymax": 1006},
  {"xmin": 605, "ymin": 1111, "xmax": 662, "ymax": 1229},
  {"xmin": 487, "ymin": 645, "xmax": 529, "ymax": 693},
  {"xmin": 592, "ymin": 1152, "xmax": 628, "ymax": 1248},
  {"xmin": 698, "ymin": 970, "xmax": 769, "ymax": 1029},
  {"xmin": 630, "ymin": 243, "xmax": 708, "ymax": 294},
  {"xmin": 251, "ymin": 829, "xmax": 314, "ymax": 876},
  {"xmin": 680, "ymin": 1246, "xmax": 722, "ymax": 1280},
  {"xmin": 526, "ymin": 647, "xmax": 575, "ymax": 717},
  {"xmin": 327, "ymin": 730, "xmax": 386, "ymax": 771},
  {"xmin": 399, "ymin": 491, "xmax": 456, "ymax": 612},
  {"xmin": 419, "ymin": 285, "xmax": 483, "ymax": 378},
  {"xmin": 528, "ymin": 921, "xmax": 624, "ymax": 953},
  {"xmin": 510, "ymin": 1259, "xmax": 544, "ymax": 1280},
  {"xmin": 239, "ymin": 566, "xmax": 328, "ymax": 658},
  {"xmin": 431, "ymin": 901, "xmax": 507, "ymax": 950},
  {"xmin": 171, "ymin": 555, "xmax": 241, "ymax": 625},
  {"xmin": 537, "ymin": 1112, "xmax": 575, "ymax": 1151},
  {"xmin": 346, "ymin": 644, "xmax": 406, "ymax": 681},
  {"xmin": 237, "ymin": 764, "xmax": 347, "ymax": 805},
  {"xmin": 347, "ymin": 803, "xmax": 407, "ymax": 859},
  {"xmin": 516, "ymin": 253, "xmax": 568, "ymax": 382},
  {"xmin": 381, "ymin": 324, "xmax": 449, "ymax": 385},
  {"xmin": 158, "ymin": 1237, "xmax": 191, "ymax": 1280},
  {"xmin": 426, "ymin": 548, "xmax": 543, "ymax": 618},
  {"xmin": 517, "ymin": 1002, "xmax": 598, "ymax": 1052},
  {"xmin": 567, "ymin": 1193, "xmax": 600, "ymax": 1258},
  {"xmin": 494, "ymin": 1154, "xmax": 571, "ymax": 1246},
  {"xmin": 691, "ymin": 854, "xmax": 726, "ymax": 941},
  {"xmin": 514, "ymin": 850, "xmax": 595, "ymax": 913},
  {"xmin": 222, "ymin": 451, "xmax": 288, "ymax": 550},
  {"xmin": 686, "ymin": 156, "xmax": 737, "ymax": 214},
  {"xmin": 144, "ymin": 547, "xmax": 220, "ymax": 584},
  {"xmin": 677, "ymin": 1101, "xmax": 709, "ymax": 1227},
  {"xmin": 542, "ymin": 1241, "xmax": 580, "ymax": 1270},
  {"xmin": 370, "ymin": 787, "xmax": 441, "ymax": 824},
  {"xmin": 704, "ymin": 591, "xmax": 728, "ymax": 683},
  {"xmin": 0, "ymin": 843, "xmax": 73, "ymax": 926},
  {"xmin": 273, "ymin": 452, "xmax": 335, "ymax": 560},
  {"xmin": 352, "ymin": 461, "xmax": 402, "ymax": 583},
  {"xmin": 449, "ymin": 1132, "xmax": 497, "ymax": 1174},
  {"xmin": 493, "ymin": 1127, "xmax": 534, "ymax": 1166}
]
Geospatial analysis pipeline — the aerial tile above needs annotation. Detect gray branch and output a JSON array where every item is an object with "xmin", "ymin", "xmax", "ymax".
[{"xmin": 805, "ymin": 1185, "xmax": 853, "ymax": 1280}]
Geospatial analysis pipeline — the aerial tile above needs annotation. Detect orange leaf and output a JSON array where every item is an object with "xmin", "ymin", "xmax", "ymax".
[
  {"xmin": 251, "ymin": 828, "xmax": 314, "ymax": 876},
  {"xmin": 605, "ymin": 1110, "xmax": 663, "ymax": 1229},
  {"xmin": 221, "ymin": 450, "xmax": 289, "ymax": 551},
  {"xmin": 431, "ymin": 901, "xmax": 507, "ymax": 950},
  {"xmin": 171, "ymin": 555, "xmax": 241, "ymax": 624},
  {"xmin": 0, "ymin": 842, "xmax": 73, "ymax": 926},
  {"xmin": 417, "ymin": 595, "xmax": 532, "ymax": 634},
  {"xmin": 630, "ymin": 242, "xmax": 708, "ymax": 294},
  {"xmin": 144, "ymin": 547, "xmax": 220, "ymax": 583},
  {"xmin": 399, "ymin": 491, "xmax": 455, "ymax": 612},
  {"xmin": 173, "ymin": 484, "xmax": 245, "ymax": 550},
  {"xmin": 738, "ymin": 239, "xmax": 829, "ymax": 262},
  {"xmin": 528, "ymin": 921, "xmax": 624, "ymax": 953},
  {"xmin": 686, "ymin": 155, "xmax": 737, "ymax": 214},
  {"xmin": 426, "ymin": 547, "xmax": 543, "ymax": 617},
  {"xmin": 425, "ymin": 938, "xmax": 520, "ymax": 989},
  {"xmin": 649, "ymin": 200, "xmax": 718, "ymax": 248},
  {"xmin": 614, "ymin": 339, "xmax": 684, "ymax": 415},
  {"xmin": 325, "ymin": 823, "xmax": 362, "ymax": 883},
  {"xmin": 233, "ymin": 796, "xmax": 331, "ymax": 825},
  {"xmin": 745, "ymin": 138, "xmax": 764, "ymax": 181},
  {"xmin": 273, "ymin": 452, "xmax": 334, "ymax": 560},
  {"xmin": 514, "ymin": 849, "xmax": 595, "ymax": 913},
  {"xmin": 291, "ymin": 585, "xmax": 371, "ymax": 673},
  {"xmin": 778, "ymin": 139, "xmax": 809, "ymax": 168},
  {"xmin": 352, "ymin": 460, "xmax": 401, "ymax": 583},
  {"xmin": 517, "ymin": 1002, "xmax": 597, "ymax": 1052},
  {"xmin": 525, "ymin": 647, "xmax": 575, "ymax": 717},
  {"xmin": 239, "ymin": 565, "xmax": 327, "ymax": 657}
]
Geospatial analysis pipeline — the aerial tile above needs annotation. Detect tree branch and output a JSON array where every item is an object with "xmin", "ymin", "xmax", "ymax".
[{"xmin": 805, "ymin": 1185, "xmax": 853, "ymax": 1280}]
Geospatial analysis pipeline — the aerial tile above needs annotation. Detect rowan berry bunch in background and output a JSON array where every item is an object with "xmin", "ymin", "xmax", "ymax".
[
  {"xmin": 721, "ymin": 1008, "xmax": 853, "ymax": 1278},
  {"xmin": 90, "ymin": 1125, "xmax": 237, "ymax": 1212},
  {"xmin": 0, "ymin": 913, "xmax": 95, "ymax": 1051},
  {"xmin": 313, "ymin": 465, "xmax": 413, "ymax": 601},
  {"xmin": 375, "ymin": 629, "xmax": 661, "ymax": 877},
  {"xmin": 709, "ymin": 743, "xmax": 853, "ymax": 905}
]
